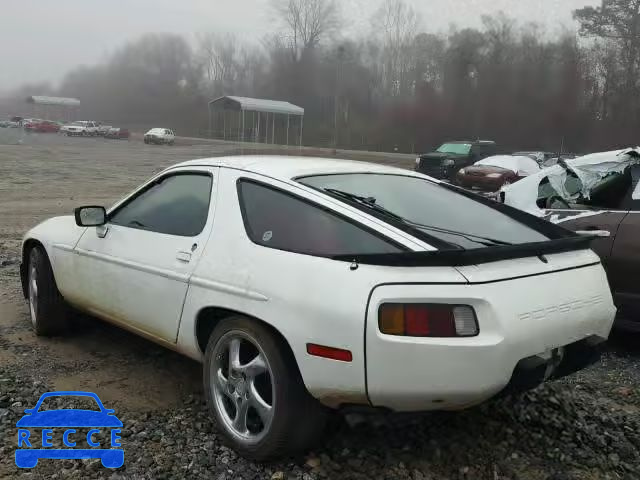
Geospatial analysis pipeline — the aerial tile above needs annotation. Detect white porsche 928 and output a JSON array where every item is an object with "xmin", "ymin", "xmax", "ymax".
[{"xmin": 20, "ymin": 156, "xmax": 615, "ymax": 459}]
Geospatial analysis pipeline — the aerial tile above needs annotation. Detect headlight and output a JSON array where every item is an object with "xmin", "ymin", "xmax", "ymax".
[
  {"xmin": 459, "ymin": 169, "xmax": 466, "ymax": 175},
  {"xmin": 487, "ymin": 173, "xmax": 503, "ymax": 179},
  {"xmin": 442, "ymin": 159, "xmax": 455, "ymax": 167}
]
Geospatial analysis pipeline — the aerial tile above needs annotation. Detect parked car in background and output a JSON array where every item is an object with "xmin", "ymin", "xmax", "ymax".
[
  {"xmin": 97, "ymin": 124, "xmax": 113, "ymax": 136},
  {"xmin": 21, "ymin": 156, "xmax": 615, "ymax": 459},
  {"xmin": 457, "ymin": 155, "xmax": 541, "ymax": 192},
  {"xmin": 0, "ymin": 116, "xmax": 23, "ymax": 128},
  {"xmin": 25, "ymin": 120, "xmax": 61, "ymax": 133},
  {"xmin": 501, "ymin": 147, "xmax": 640, "ymax": 332},
  {"xmin": 415, "ymin": 140, "xmax": 498, "ymax": 182},
  {"xmin": 513, "ymin": 152, "xmax": 579, "ymax": 168},
  {"xmin": 61, "ymin": 121, "xmax": 100, "ymax": 136},
  {"xmin": 104, "ymin": 127, "xmax": 130, "ymax": 140},
  {"xmin": 20, "ymin": 118, "xmax": 38, "ymax": 127},
  {"xmin": 513, "ymin": 151, "xmax": 554, "ymax": 165},
  {"xmin": 144, "ymin": 128, "xmax": 175, "ymax": 145}
]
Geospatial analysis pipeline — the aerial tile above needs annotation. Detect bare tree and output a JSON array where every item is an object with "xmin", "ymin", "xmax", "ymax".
[
  {"xmin": 575, "ymin": 0, "xmax": 640, "ymax": 94},
  {"xmin": 271, "ymin": 0, "xmax": 341, "ymax": 56},
  {"xmin": 197, "ymin": 33, "xmax": 241, "ymax": 93},
  {"xmin": 371, "ymin": 0, "xmax": 421, "ymax": 96}
]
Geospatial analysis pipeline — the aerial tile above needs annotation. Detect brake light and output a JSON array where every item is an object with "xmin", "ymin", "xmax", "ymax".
[{"xmin": 379, "ymin": 304, "xmax": 478, "ymax": 337}]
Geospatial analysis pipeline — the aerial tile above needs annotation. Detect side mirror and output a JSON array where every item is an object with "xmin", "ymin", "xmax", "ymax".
[{"xmin": 74, "ymin": 206, "xmax": 107, "ymax": 227}]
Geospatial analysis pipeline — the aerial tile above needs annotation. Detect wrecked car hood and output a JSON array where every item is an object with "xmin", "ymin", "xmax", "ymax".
[{"xmin": 501, "ymin": 147, "xmax": 640, "ymax": 218}]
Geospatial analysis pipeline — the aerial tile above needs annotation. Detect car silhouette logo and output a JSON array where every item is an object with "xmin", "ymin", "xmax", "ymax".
[{"xmin": 15, "ymin": 391, "xmax": 123, "ymax": 469}]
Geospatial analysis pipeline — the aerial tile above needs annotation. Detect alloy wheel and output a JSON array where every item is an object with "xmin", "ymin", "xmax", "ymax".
[
  {"xmin": 210, "ymin": 332, "xmax": 275, "ymax": 444},
  {"xmin": 28, "ymin": 261, "xmax": 38, "ymax": 327}
]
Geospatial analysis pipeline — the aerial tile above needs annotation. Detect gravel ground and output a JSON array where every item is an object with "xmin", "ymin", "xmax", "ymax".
[{"xmin": 0, "ymin": 134, "xmax": 639, "ymax": 480}]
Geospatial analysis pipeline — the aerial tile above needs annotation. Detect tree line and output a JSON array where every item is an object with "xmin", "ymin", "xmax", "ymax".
[{"xmin": 2, "ymin": 0, "xmax": 640, "ymax": 154}]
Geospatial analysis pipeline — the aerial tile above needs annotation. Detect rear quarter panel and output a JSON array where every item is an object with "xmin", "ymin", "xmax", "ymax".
[{"xmin": 177, "ymin": 168, "xmax": 467, "ymax": 407}]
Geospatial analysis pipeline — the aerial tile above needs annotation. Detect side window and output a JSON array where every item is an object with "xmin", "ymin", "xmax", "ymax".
[
  {"xmin": 237, "ymin": 181, "xmax": 403, "ymax": 257},
  {"xmin": 110, "ymin": 173, "xmax": 212, "ymax": 236}
]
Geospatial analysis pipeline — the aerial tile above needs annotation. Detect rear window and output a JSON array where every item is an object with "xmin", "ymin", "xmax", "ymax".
[{"xmin": 299, "ymin": 174, "xmax": 550, "ymax": 249}]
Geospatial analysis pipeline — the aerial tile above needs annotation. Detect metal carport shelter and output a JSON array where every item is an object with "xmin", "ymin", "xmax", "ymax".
[
  {"xmin": 26, "ymin": 96, "xmax": 81, "ymax": 121},
  {"xmin": 208, "ymin": 96, "xmax": 304, "ymax": 146}
]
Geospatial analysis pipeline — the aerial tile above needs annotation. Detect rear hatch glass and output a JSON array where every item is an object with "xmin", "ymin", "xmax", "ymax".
[{"xmin": 299, "ymin": 173, "xmax": 591, "ymax": 266}]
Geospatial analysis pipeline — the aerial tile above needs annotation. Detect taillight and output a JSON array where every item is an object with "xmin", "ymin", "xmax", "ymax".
[{"xmin": 379, "ymin": 304, "xmax": 478, "ymax": 337}]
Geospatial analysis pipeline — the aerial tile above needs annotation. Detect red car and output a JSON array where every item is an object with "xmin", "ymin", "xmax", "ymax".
[
  {"xmin": 25, "ymin": 120, "xmax": 61, "ymax": 133},
  {"xmin": 456, "ymin": 155, "xmax": 541, "ymax": 192}
]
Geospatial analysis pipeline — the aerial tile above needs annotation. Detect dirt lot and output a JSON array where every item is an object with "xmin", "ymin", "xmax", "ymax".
[{"xmin": 0, "ymin": 133, "xmax": 639, "ymax": 480}]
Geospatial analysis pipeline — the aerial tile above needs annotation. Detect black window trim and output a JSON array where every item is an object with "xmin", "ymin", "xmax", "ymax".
[
  {"xmin": 108, "ymin": 170, "xmax": 214, "ymax": 237},
  {"xmin": 236, "ymin": 177, "xmax": 409, "ymax": 258}
]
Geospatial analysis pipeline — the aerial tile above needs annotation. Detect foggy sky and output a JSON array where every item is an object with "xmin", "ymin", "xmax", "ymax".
[{"xmin": 5, "ymin": 0, "xmax": 597, "ymax": 92}]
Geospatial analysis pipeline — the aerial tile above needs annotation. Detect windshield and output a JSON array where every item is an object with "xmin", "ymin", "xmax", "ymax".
[
  {"xmin": 436, "ymin": 143, "xmax": 471, "ymax": 155},
  {"xmin": 300, "ymin": 174, "xmax": 549, "ymax": 249}
]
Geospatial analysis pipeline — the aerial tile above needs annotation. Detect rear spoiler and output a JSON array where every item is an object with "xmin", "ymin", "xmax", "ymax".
[{"xmin": 332, "ymin": 235, "xmax": 596, "ymax": 267}]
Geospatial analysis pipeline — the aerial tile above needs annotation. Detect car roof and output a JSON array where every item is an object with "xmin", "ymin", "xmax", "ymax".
[{"xmin": 170, "ymin": 155, "xmax": 430, "ymax": 182}]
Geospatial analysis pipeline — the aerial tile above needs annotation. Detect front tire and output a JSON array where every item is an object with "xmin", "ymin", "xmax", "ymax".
[
  {"xmin": 203, "ymin": 317, "xmax": 328, "ymax": 460},
  {"xmin": 27, "ymin": 247, "xmax": 69, "ymax": 336}
]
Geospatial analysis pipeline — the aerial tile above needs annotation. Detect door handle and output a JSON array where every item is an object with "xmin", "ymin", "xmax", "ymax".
[
  {"xmin": 575, "ymin": 230, "xmax": 611, "ymax": 238},
  {"xmin": 176, "ymin": 251, "xmax": 192, "ymax": 263}
]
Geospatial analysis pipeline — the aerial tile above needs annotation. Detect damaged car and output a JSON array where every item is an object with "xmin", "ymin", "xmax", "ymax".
[
  {"xmin": 20, "ymin": 156, "xmax": 615, "ymax": 459},
  {"xmin": 501, "ymin": 147, "xmax": 640, "ymax": 332}
]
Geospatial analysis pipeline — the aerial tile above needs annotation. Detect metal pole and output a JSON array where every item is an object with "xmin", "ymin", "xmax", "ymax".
[
  {"xmin": 272, "ymin": 113, "xmax": 275, "ymax": 144},
  {"xmin": 223, "ymin": 110, "xmax": 226, "ymax": 140},
  {"xmin": 286, "ymin": 114, "xmax": 290, "ymax": 146},
  {"xmin": 242, "ymin": 110, "xmax": 245, "ymax": 142},
  {"xmin": 257, "ymin": 112, "xmax": 261, "ymax": 143},
  {"xmin": 299, "ymin": 116, "xmax": 304, "ymax": 147},
  {"xmin": 208, "ymin": 103, "xmax": 212, "ymax": 138},
  {"xmin": 237, "ymin": 111, "xmax": 241, "ymax": 141}
]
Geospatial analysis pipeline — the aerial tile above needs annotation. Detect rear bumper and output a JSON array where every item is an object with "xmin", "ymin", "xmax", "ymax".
[
  {"xmin": 457, "ymin": 176, "xmax": 504, "ymax": 192},
  {"xmin": 364, "ymin": 260, "xmax": 615, "ymax": 411}
]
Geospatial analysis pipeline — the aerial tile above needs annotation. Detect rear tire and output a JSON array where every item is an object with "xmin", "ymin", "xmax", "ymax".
[
  {"xmin": 27, "ymin": 247, "xmax": 69, "ymax": 336},
  {"xmin": 203, "ymin": 316, "xmax": 329, "ymax": 460}
]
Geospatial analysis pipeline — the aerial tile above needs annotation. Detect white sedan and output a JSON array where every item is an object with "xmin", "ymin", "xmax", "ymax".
[
  {"xmin": 20, "ymin": 156, "xmax": 615, "ymax": 459},
  {"xmin": 144, "ymin": 128, "xmax": 175, "ymax": 145}
]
